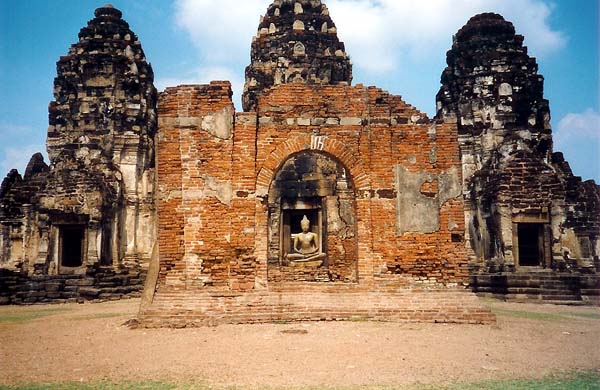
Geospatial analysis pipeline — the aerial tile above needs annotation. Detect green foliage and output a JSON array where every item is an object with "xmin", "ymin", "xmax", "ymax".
[
  {"xmin": 489, "ymin": 307, "xmax": 567, "ymax": 321},
  {"xmin": 1, "ymin": 370, "xmax": 599, "ymax": 390},
  {"xmin": 444, "ymin": 370, "xmax": 600, "ymax": 390},
  {"xmin": 0, "ymin": 381, "xmax": 210, "ymax": 390},
  {"xmin": 565, "ymin": 312, "xmax": 600, "ymax": 320}
]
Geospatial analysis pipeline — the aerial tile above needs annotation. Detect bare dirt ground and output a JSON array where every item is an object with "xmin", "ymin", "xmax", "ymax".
[{"xmin": 1, "ymin": 298, "xmax": 599, "ymax": 387}]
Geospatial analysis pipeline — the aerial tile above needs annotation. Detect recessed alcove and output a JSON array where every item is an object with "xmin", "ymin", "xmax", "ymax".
[
  {"xmin": 280, "ymin": 198, "xmax": 324, "ymax": 266},
  {"xmin": 517, "ymin": 223, "xmax": 543, "ymax": 266},
  {"xmin": 268, "ymin": 151, "xmax": 357, "ymax": 282},
  {"xmin": 512, "ymin": 213, "xmax": 550, "ymax": 269}
]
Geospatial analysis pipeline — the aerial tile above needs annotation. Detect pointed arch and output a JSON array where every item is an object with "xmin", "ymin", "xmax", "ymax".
[{"xmin": 256, "ymin": 134, "xmax": 371, "ymax": 196}]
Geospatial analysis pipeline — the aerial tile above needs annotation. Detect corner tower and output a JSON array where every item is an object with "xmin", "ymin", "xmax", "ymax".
[
  {"xmin": 437, "ymin": 13, "xmax": 600, "ymax": 290},
  {"xmin": 45, "ymin": 4, "xmax": 158, "ymax": 269},
  {"xmin": 0, "ymin": 4, "xmax": 157, "ymax": 289},
  {"xmin": 48, "ymin": 4, "xmax": 157, "ymax": 163},
  {"xmin": 437, "ymin": 13, "xmax": 551, "ymax": 155},
  {"xmin": 242, "ymin": 0, "xmax": 353, "ymax": 111}
]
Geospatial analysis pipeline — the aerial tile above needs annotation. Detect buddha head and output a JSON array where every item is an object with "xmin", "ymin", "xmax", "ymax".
[{"xmin": 301, "ymin": 215, "xmax": 310, "ymax": 233}]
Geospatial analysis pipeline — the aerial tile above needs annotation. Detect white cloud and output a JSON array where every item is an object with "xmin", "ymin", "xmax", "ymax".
[
  {"xmin": 174, "ymin": 0, "xmax": 270, "ymax": 63},
  {"xmin": 0, "ymin": 123, "xmax": 34, "ymax": 134},
  {"xmin": 327, "ymin": 0, "xmax": 566, "ymax": 73},
  {"xmin": 165, "ymin": 0, "xmax": 567, "ymax": 117},
  {"xmin": 0, "ymin": 144, "xmax": 47, "ymax": 177},
  {"xmin": 556, "ymin": 109, "xmax": 600, "ymax": 142},
  {"xmin": 554, "ymin": 109, "xmax": 600, "ymax": 180},
  {"xmin": 172, "ymin": 0, "xmax": 566, "ymax": 76}
]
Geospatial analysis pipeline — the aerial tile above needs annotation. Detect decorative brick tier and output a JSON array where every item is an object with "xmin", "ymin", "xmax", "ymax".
[{"xmin": 139, "ymin": 282, "xmax": 495, "ymax": 327}]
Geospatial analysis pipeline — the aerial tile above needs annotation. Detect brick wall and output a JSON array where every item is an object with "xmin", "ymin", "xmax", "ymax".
[{"xmin": 147, "ymin": 81, "xmax": 493, "ymax": 326}]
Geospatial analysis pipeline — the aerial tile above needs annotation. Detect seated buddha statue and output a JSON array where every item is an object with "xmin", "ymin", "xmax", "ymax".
[{"xmin": 285, "ymin": 215, "xmax": 326, "ymax": 265}]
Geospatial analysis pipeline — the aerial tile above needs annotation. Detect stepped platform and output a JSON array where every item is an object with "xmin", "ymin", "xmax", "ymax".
[
  {"xmin": 138, "ymin": 283, "xmax": 495, "ymax": 328},
  {"xmin": 470, "ymin": 269, "xmax": 600, "ymax": 305},
  {"xmin": 0, "ymin": 267, "xmax": 145, "ymax": 304}
]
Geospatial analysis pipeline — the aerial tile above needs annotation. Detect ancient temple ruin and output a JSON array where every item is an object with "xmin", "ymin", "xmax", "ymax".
[
  {"xmin": 437, "ymin": 13, "xmax": 600, "ymax": 302},
  {"xmin": 1, "ymin": 2, "xmax": 598, "ymax": 315},
  {"xmin": 0, "ymin": 5, "xmax": 156, "ymax": 303}
]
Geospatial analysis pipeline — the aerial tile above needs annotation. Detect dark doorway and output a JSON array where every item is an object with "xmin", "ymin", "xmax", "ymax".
[
  {"xmin": 61, "ymin": 226, "xmax": 84, "ymax": 267},
  {"xmin": 100, "ymin": 222, "xmax": 113, "ymax": 266},
  {"xmin": 518, "ymin": 223, "xmax": 543, "ymax": 266}
]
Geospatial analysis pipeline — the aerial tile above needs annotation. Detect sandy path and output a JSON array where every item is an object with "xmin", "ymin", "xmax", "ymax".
[{"xmin": 1, "ymin": 298, "xmax": 599, "ymax": 387}]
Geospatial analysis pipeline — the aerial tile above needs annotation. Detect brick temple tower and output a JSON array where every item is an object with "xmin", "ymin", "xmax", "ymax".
[{"xmin": 1, "ymin": 4, "xmax": 597, "ymax": 309}]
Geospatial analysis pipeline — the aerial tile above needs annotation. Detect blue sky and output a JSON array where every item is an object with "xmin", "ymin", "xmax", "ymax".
[{"xmin": 0, "ymin": 0, "xmax": 598, "ymax": 181}]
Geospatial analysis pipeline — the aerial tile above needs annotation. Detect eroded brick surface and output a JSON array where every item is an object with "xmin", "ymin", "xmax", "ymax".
[{"xmin": 146, "ymin": 77, "xmax": 491, "ymax": 325}]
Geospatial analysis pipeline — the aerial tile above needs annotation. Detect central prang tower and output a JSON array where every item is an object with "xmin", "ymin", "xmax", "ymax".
[{"xmin": 242, "ymin": 0, "xmax": 353, "ymax": 111}]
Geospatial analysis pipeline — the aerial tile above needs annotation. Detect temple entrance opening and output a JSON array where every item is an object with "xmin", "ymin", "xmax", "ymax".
[
  {"xmin": 268, "ymin": 151, "xmax": 358, "ymax": 282},
  {"xmin": 517, "ymin": 223, "xmax": 544, "ymax": 267},
  {"xmin": 60, "ymin": 225, "xmax": 84, "ymax": 268}
]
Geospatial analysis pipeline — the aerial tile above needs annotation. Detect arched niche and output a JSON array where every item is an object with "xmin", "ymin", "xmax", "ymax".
[{"xmin": 267, "ymin": 151, "xmax": 358, "ymax": 282}]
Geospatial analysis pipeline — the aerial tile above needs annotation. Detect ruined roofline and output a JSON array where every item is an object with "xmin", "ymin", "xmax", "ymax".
[
  {"xmin": 0, "ymin": 170, "xmax": 22, "ymax": 199},
  {"xmin": 552, "ymin": 152, "xmax": 599, "ymax": 188},
  {"xmin": 160, "ymin": 80, "xmax": 233, "ymax": 95},
  {"xmin": 159, "ymin": 80, "xmax": 431, "ymax": 123},
  {"xmin": 0, "ymin": 151, "xmax": 48, "ymax": 194},
  {"xmin": 258, "ymin": 82, "xmax": 431, "ymax": 120}
]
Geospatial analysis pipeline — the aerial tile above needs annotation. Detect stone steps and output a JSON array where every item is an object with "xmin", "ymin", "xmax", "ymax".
[
  {"xmin": 0, "ymin": 268, "xmax": 146, "ymax": 305},
  {"xmin": 470, "ymin": 271, "xmax": 600, "ymax": 305}
]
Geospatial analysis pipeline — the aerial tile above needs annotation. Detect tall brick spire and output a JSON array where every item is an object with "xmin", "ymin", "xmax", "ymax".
[{"xmin": 242, "ymin": 0, "xmax": 353, "ymax": 111}]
